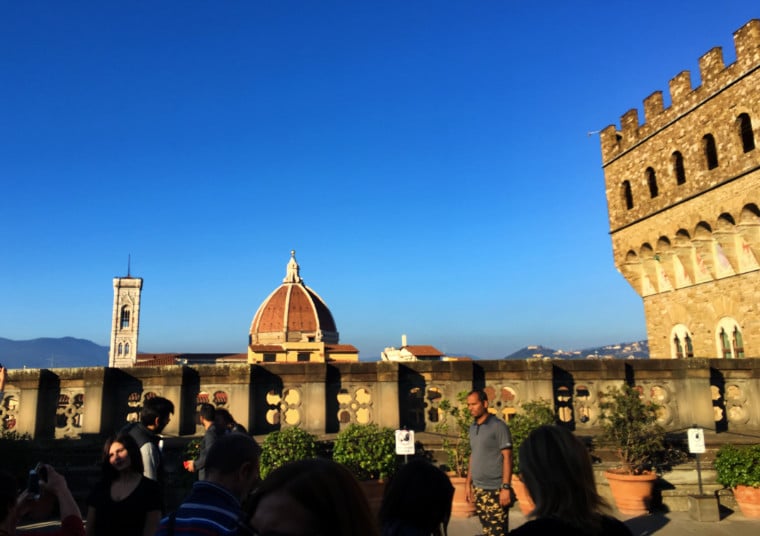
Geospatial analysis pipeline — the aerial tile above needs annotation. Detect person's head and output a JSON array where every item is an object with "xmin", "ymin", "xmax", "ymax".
[
  {"xmin": 102, "ymin": 433, "xmax": 143, "ymax": 481},
  {"xmin": 379, "ymin": 459, "xmax": 454, "ymax": 536},
  {"xmin": 246, "ymin": 458, "xmax": 379, "ymax": 536},
  {"xmin": 140, "ymin": 396, "xmax": 174, "ymax": 433},
  {"xmin": 518, "ymin": 425, "xmax": 609, "ymax": 528},
  {"xmin": 214, "ymin": 408, "xmax": 234, "ymax": 430},
  {"xmin": 466, "ymin": 389, "xmax": 489, "ymax": 420},
  {"xmin": 205, "ymin": 433, "xmax": 261, "ymax": 499},
  {"xmin": 198, "ymin": 403, "xmax": 216, "ymax": 426}
]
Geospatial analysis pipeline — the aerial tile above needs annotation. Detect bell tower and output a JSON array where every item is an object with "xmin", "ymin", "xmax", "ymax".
[{"xmin": 108, "ymin": 262, "xmax": 143, "ymax": 367}]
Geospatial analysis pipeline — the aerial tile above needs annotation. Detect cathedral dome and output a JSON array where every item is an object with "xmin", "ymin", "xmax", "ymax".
[{"xmin": 249, "ymin": 251, "xmax": 339, "ymax": 345}]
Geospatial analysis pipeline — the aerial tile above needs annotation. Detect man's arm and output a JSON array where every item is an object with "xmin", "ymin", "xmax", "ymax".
[
  {"xmin": 194, "ymin": 427, "xmax": 218, "ymax": 472},
  {"xmin": 465, "ymin": 456, "xmax": 473, "ymax": 502},
  {"xmin": 499, "ymin": 448, "xmax": 513, "ymax": 507},
  {"xmin": 141, "ymin": 443, "xmax": 160, "ymax": 480}
]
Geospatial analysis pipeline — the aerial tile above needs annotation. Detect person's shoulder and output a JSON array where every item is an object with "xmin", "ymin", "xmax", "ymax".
[
  {"xmin": 87, "ymin": 479, "xmax": 110, "ymax": 503},
  {"xmin": 485, "ymin": 413, "xmax": 508, "ymax": 429}
]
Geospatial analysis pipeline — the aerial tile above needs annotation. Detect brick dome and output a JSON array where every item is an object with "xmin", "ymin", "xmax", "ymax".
[{"xmin": 249, "ymin": 251, "xmax": 339, "ymax": 345}]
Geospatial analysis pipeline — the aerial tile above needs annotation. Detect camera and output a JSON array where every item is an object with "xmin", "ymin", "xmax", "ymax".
[{"xmin": 26, "ymin": 464, "xmax": 48, "ymax": 496}]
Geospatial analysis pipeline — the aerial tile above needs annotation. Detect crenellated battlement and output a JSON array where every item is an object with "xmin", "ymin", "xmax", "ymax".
[{"xmin": 600, "ymin": 19, "xmax": 760, "ymax": 162}]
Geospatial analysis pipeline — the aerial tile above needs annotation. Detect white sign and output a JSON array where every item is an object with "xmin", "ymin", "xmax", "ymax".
[
  {"xmin": 395, "ymin": 429, "xmax": 415, "ymax": 455},
  {"xmin": 687, "ymin": 427, "xmax": 706, "ymax": 454}
]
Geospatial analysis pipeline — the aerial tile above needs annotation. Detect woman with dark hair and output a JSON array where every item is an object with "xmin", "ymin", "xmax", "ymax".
[
  {"xmin": 379, "ymin": 458, "xmax": 454, "ymax": 536},
  {"xmin": 85, "ymin": 433, "xmax": 162, "ymax": 536},
  {"xmin": 246, "ymin": 458, "xmax": 379, "ymax": 536},
  {"xmin": 510, "ymin": 425, "xmax": 632, "ymax": 536}
]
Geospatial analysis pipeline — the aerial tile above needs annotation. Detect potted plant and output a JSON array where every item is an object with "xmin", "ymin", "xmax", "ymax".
[
  {"xmin": 714, "ymin": 443, "xmax": 760, "ymax": 518},
  {"xmin": 598, "ymin": 384, "xmax": 666, "ymax": 515},
  {"xmin": 436, "ymin": 390, "xmax": 474, "ymax": 517},
  {"xmin": 333, "ymin": 423, "xmax": 397, "ymax": 515},
  {"xmin": 259, "ymin": 426, "xmax": 319, "ymax": 478},
  {"xmin": 508, "ymin": 399, "xmax": 555, "ymax": 514}
]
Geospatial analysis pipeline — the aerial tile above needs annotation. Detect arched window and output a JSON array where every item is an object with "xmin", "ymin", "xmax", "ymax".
[
  {"xmin": 646, "ymin": 167, "xmax": 658, "ymax": 198},
  {"xmin": 672, "ymin": 151, "xmax": 686, "ymax": 185},
  {"xmin": 703, "ymin": 134, "xmax": 718, "ymax": 169},
  {"xmin": 670, "ymin": 324, "xmax": 694, "ymax": 358},
  {"xmin": 716, "ymin": 317, "xmax": 744, "ymax": 358},
  {"xmin": 124, "ymin": 342, "xmax": 130, "ymax": 356},
  {"xmin": 120, "ymin": 306, "xmax": 131, "ymax": 329},
  {"xmin": 118, "ymin": 343, "xmax": 123, "ymax": 356},
  {"xmin": 622, "ymin": 180, "xmax": 634, "ymax": 210},
  {"xmin": 738, "ymin": 113, "xmax": 755, "ymax": 153}
]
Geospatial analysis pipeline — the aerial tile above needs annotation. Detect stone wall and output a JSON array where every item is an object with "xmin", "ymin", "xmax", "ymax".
[
  {"xmin": 599, "ymin": 19, "xmax": 760, "ymax": 359},
  {"xmin": 2, "ymin": 359, "xmax": 759, "ymax": 439}
]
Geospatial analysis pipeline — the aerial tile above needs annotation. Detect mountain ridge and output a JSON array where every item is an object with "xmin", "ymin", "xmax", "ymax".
[{"xmin": 0, "ymin": 337, "xmax": 649, "ymax": 369}]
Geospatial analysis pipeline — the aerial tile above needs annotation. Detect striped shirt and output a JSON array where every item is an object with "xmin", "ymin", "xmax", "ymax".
[{"xmin": 155, "ymin": 481, "xmax": 246, "ymax": 536}]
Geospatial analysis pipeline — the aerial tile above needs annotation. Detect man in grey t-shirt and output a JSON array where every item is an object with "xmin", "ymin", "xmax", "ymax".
[{"xmin": 465, "ymin": 389, "xmax": 513, "ymax": 536}]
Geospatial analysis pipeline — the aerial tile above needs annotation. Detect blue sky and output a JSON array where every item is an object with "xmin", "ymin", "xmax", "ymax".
[{"xmin": 1, "ymin": 2, "xmax": 756, "ymax": 360}]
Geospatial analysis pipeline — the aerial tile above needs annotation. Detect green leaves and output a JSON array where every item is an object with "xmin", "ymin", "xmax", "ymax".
[
  {"xmin": 333, "ymin": 423, "xmax": 397, "ymax": 481},
  {"xmin": 435, "ymin": 390, "xmax": 472, "ymax": 477},
  {"xmin": 715, "ymin": 444, "xmax": 760, "ymax": 488},
  {"xmin": 260, "ymin": 426, "xmax": 319, "ymax": 478},
  {"xmin": 598, "ymin": 385, "xmax": 665, "ymax": 475},
  {"xmin": 509, "ymin": 399, "xmax": 555, "ymax": 474}
]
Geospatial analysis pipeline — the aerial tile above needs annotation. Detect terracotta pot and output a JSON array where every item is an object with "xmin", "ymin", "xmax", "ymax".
[
  {"xmin": 604, "ymin": 470, "xmax": 657, "ymax": 516},
  {"xmin": 511, "ymin": 474, "xmax": 535, "ymax": 516},
  {"xmin": 448, "ymin": 475, "xmax": 476, "ymax": 518},
  {"xmin": 734, "ymin": 485, "xmax": 760, "ymax": 519},
  {"xmin": 359, "ymin": 479, "xmax": 386, "ymax": 518}
]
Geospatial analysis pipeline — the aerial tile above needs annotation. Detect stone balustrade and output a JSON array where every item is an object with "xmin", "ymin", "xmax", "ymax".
[{"xmin": 1, "ymin": 359, "xmax": 759, "ymax": 440}]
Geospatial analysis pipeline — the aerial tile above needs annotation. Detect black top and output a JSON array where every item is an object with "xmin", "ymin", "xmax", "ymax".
[
  {"xmin": 87, "ymin": 476, "xmax": 162, "ymax": 536},
  {"xmin": 510, "ymin": 515, "xmax": 633, "ymax": 536}
]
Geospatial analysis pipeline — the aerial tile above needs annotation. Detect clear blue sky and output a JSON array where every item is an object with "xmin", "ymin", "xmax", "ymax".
[{"xmin": 1, "ymin": 2, "xmax": 755, "ymax": 360}]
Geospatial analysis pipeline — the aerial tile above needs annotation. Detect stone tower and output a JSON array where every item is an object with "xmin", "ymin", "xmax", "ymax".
[
  {"xmin": 600, "ymin": 19, "xmax": 760, "ymax": 358},
  {"xmin": 108, "ymin": 270, "xmax": 143, "ymax": 367}
]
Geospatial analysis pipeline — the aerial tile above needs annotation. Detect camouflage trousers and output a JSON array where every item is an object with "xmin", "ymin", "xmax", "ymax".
[{"xmin": 472, "ymin": 487, "xmax": 509, "ymax": 536}]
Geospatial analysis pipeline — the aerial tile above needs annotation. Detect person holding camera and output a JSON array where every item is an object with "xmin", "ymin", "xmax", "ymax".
[{"xmin": 0, "ymin": 464, "xmax": 84, "ymax": 536}]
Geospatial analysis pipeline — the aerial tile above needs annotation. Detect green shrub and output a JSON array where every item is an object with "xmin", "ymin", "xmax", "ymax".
[
  {"xmin": 333, "ymin": 423, "xmax": 397, "ymax": 481},
  {"xmin": 260, "ymin": 426, "xmax": 319, "ymax": 478},
  {"xmin": 509, "ymin": 399, "xmax": 555, "ymax": 474},
  {"xmin": 598, "ymin": 385, "xmax": 666, "ymax": 475},
  {"xmin": 435, "ymin": 391, "xmax": 472, "ymax": 477},
  {"xmin": 183, "ymin": 438, "xmax": 202, "ymax": 461},
  {"xmin": 715, "ymin": 444, "xmax": 760, "ymax": 488}
]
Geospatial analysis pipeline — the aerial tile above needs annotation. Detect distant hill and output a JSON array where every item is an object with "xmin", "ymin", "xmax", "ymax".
[
  {"xmin": 505, "ymin": 340, "xmax": 649, "ymax": 360},
  {"xmin": 0, "ymin": 337, "xmax": 109, "ymax": 369},
  {"xmin": 0, "ymin": 337, "xmax": 649, "ymax": 368}
]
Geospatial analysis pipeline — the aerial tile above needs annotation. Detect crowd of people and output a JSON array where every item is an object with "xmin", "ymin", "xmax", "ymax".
[{"xmin": 0, "ymin": 376, "xmax": 633, "ymax": 536}]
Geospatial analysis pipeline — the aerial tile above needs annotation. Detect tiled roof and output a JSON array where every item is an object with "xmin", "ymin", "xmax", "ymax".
[
  {"xmin": 135, "ymin": 353, "xmax": 180, "ymax": 366},
  {"xmin": 135, "ymin": 353, "xmax": 247, "ymax": 366},
  {"xmin": 405, "ymin": 345, "xmax": 444, "ymax": 357}
]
